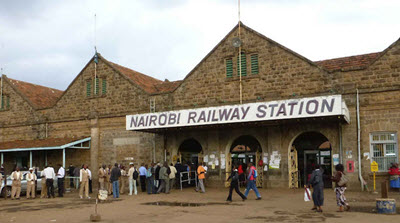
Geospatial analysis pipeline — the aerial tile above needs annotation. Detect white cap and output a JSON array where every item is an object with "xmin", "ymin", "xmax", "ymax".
[
  {"xmin": 29, "ymin": 168, "xmax": 33, "ymax": 171},
  {"xmin": 129, "ymin": 162, "xmax": 134, "ymax": 165}
]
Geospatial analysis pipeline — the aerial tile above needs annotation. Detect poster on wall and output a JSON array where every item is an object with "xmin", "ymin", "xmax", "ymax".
[
  {"xmin": 333, "ymin": 154, "xmax": 339, "ymax": 166},
  {"xmin": 269, "ymin": 151, "xmax": 281, "ymax": 169},
  {"xmin": 204, "ymin": 155, "xmax": 209, "ymax": 163}
]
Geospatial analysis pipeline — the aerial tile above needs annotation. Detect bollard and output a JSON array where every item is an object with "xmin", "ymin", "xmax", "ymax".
[
  {"xmin": 381, "ymin": 181, "xmax": 388, "ymax": 199},
  {"xmin": 90, "ymin": 198, "xmax": 101, "ymax": 222}
]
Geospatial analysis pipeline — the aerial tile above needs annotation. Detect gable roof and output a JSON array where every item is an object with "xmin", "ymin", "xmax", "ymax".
[
  {"xmin": 106, "ymin": 61, "xmax": 164, "ymax": 94},
  {"xmin": 4, "ymin": 77, "xmax": 63, "ymax": 109},
  {"xmin": 314, "ymin": 52, "xmax": 381, "ymax": 72}
]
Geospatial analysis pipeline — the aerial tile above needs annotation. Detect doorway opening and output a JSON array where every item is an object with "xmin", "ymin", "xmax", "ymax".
[
  {"xmin": 178, "ymin": 138, "xmax": 203, "ymax": 168},
  {"xmin": 291, "ymin": 132, "xmax": 332, "ymax": 188},
  {"xmin": 229, "ymin": 135, "xmax": 263, "ymax": 187}
]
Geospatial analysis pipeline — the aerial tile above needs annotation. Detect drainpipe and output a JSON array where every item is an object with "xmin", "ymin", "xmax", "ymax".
[
  {"xmin": 339, "ymin": 123, "xmax": 343, "ymax": 164},
  {"xmin": 357, "ymin": 89, "xmax": 365, "ymax": 191}
]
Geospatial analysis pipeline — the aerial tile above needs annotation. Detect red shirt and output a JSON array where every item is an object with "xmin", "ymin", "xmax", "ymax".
[
  {"xmin": 389, "ymin": 167, "xmax": 400, "ymax": 175},
  {"xmin": 238, "ymin": 165, "xmax": 243, "ymax": 174}
]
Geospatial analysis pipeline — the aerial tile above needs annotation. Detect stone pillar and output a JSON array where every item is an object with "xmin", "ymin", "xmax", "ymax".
[{"xmin": 90, "ymin": 118, "xmax": 100, "ymax": 185}]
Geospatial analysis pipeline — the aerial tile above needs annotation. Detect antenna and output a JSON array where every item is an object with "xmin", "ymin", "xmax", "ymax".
[
  {"xmin": 93, "ymin": 13, "xmax": 98, "ymax": 95},
  {"xmin": 94, "ymin": 13, "xmax": 97, "ymax": 51},
  {"xmin": 238, "ymin": 0, "xmax": 243, "ymax": 104}
]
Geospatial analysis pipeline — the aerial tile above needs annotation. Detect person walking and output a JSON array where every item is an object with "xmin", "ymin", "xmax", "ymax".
[
  {"xmin": 169, "ymin": 163, "xmax": 177, "ymax": 191},
  {"xmin": 120, "ymin": 166, "xmax": 127, "ymax": 194},
  {"xmin": 110, "ymin": 163, "xmax": 121, "ymax": 198},
  {"xmin": 127, "ymin": 163, "xmax": 138, "ymax": 195},
  {"xmin": 139, "ymin": 164, "xmax": 147, "ymax": 192},
  {"xmin": 98, "ymin": 165, "xmax": 106, "ymax": 190},
  {"xmin": 195, "ymin": 162, "xmax": 206, "ymax": 193},
  {"xmin": 26, "ymin": 168, "xmax": 37, "ymax": 199},
  {"xmin": 307, "ymin": 164, "xmax": 324, "ymax": 212},
  {"xmin": 79, "ymin": 164, "xmax": 90, "ymax": 199},
  {"xmin": 57, "ymin": 164, "xmax": 65, "ymax": 197},
  {"xmin": 43, "ymin": 164, "xmax": 56, "ymax": 198},
  {"xmin": 244, "ymin": 162, "xmax": 261, "ymax": 200},
  {"xmin": 157, "ymin": 162, "xmax": 170, "ymax": 194},
  {"xmin": 147, "ymin": 163, "xmax": 155, "ymax": 194},
  {"xmin": 226, "ymin": 165, "xmax": 246, "ymax": 202},
  {"xmin": 10, "ymin": 167, "xmax": 23, "ymax": 200},
  {"xmin": 331, "ymin": 164, "xmax": 350, "ymax": 212}
]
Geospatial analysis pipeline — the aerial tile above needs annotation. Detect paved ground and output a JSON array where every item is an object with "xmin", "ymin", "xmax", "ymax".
[{"xmin": 0, "ymin": 187, "xmax": 399, "ymax": 223}]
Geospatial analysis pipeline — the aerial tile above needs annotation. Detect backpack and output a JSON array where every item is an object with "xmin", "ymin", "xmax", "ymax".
[
  {"xmin": 133, "ymin": 169, "xmax": 139, "ymax": 180},
  {"xmin": 251, "ymin": 167, "xmax": 258, "ymax": 178}
]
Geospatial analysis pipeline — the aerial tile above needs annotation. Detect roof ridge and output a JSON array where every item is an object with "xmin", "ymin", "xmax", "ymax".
[
  {"xmin": 108, "ymin": 61, "xmax": 164, "ymax": 84},
  {"xmin": 314, "ymin": 52, "xmax": 381, "ymax": 63},
  {"xmin": 7, "ymin": 78, "xmax": 64, "ymax": 92}
]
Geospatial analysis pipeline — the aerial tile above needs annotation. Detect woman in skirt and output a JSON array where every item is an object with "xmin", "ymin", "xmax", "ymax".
[{"xmin": 331, "ymin": 164, "xmax": 350, "ymax": 212}]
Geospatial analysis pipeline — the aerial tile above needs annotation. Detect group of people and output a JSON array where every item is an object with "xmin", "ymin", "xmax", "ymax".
[
  {"xmin": 226, "ymin": 162, "xmax": 262, "ymax": 202},
  {"xmin": 306, "ymin": 163, "xmax": 350, "ymax": 213},
  {"xmin": 96, "ymin": 161, "xmax": 193, "ymax": 198},
  {"xmin": 5, "ymin": 164, "xmax": 65, "ymax": 200}
]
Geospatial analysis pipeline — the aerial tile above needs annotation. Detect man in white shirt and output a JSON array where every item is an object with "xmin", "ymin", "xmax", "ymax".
[
  {"xmin": 10, "ymin": 167, "xmax": 23, "ymax": 200},
  {"xmin": 57, "ymin": 164, "xmax": 65, "ymax": 197},
  {"xmin": 169, "ymin": 163, "xmax": 177, "ymax": 191},
  {"xmin": 79, "ymin": 164, "xmax": 90, "ymax": 199},
  {"xmin": 26, "ymin": 168, "xmax": 37, "ymax": 199},
  {"xmin": 43, "ymin": 164, "xmax": 56, "ymax": 198},
  {"xmin": 127, "ymin": 163, "xmax": 137, "ymax": 195}
]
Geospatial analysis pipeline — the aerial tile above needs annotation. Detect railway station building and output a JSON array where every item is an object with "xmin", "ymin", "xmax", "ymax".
[{"xmin": 0, "ymin": 23, "xmax": 399, "ymax": 190}]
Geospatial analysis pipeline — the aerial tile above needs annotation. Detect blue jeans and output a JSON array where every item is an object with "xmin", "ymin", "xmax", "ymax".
[
  {"xmin": 244, "ymin": 180, "xmax": 261, "ymax": 198},
  {"xmin": 112, "ymin": 181, "xmax": 120, "ymax": 198}
]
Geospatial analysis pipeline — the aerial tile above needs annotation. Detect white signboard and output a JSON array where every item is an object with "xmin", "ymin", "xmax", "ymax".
[{"xmin": 127, "ymin": 95, "xmax": 348, "ymax": 130}]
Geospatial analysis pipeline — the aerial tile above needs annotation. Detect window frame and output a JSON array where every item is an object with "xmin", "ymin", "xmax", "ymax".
[
  {"xmin": 369, "ymin": 132, "xmax": 398, "ymax": 172},
  {"xmin": 250, "ymin": 53, "xmax": 259, "ymax": 75},
  {"xmin": 225, "ymin": 58, "xmax": 233, "ymax": 78}
]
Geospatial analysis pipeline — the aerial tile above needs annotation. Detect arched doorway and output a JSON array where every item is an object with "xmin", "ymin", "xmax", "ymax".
[
  {"xmin": 229, "ymin": 135, "xmax": 263, "ymax": 187},
  {"xmin": 290, "ymin": 132, "xmax": 332, "ymax": 188},
  {"xmin": 178, "ymin": 138, "xmax": 203, "ymax": 167}
]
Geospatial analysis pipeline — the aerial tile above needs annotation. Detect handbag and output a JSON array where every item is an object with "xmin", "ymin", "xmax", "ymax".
[
  {"xmin": 338, "ymin": 172, "xmax": 349, "ymax": 186},
  {"xmin": 304, "ymin": 188, "xmax": 311, "ymax": 202}
]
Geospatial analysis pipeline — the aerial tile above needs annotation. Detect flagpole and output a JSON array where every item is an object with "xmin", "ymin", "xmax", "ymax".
[{"xmin": 94, "ymin": 14, "xmax": 97, "ymax": 95}]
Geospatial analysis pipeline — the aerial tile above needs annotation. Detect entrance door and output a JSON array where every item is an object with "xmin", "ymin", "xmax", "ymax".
[
  {"xmin": 304, "ymin": 150, "xmax": 319, "ymax": 185},
  {"xmin": 303, "ymin": 150, "xmax": 332, "ymax": 188}
]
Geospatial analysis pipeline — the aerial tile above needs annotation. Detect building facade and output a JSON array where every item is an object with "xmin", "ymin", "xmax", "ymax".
[{"xmin": 1, "ymin": 23, "xmax": 399, "ymax": 190}]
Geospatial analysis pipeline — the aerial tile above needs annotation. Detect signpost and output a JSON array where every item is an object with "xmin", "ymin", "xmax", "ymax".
[{"xmin": 371, "ymin": 161, "xmax": 379, "ymax": 193}]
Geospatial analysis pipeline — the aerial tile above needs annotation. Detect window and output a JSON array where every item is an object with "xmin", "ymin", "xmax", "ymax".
[
  {"xmin": 101, "ymin": 78, "xmax": 107, "ymax": 95},
  {"xmin": 370, "ymin": 132, "xmax": 398, "ymax": 171},
  {"xmin": 237, "ymin": 52, "xmax": 247, "ymax": 76},
  {"xmin": 251, "ymin": 54, "xmax": 259, "ymax": 74},
  {"xmin": 1, "ymin": 95, "xmax": 10, "ymax": 110},
  {"xmin": 86, "ymin": 81, "xmax": 92, "ymax": 97},
  {"xmin": 225, "ymin": 58, "xmax": 233, "ymax": 77}
]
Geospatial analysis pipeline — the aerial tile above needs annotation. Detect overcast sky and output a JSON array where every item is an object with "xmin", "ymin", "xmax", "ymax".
[{"xmin": 0, "ymin": 0, "xmax": 399, "ymax": 90}]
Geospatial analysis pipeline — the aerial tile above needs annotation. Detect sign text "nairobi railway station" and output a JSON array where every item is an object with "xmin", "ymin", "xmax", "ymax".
[{"xmin": 126, "ymin": 95, "xmax": 348, "ymax": 131}]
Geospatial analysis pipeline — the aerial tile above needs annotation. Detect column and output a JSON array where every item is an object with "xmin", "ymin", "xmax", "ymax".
[
  {"xmin": 90, "ymin": 118, "xmax": 100, "ymax": 184},
  {"xmin": 30, "ymin": 151, "xmax": 32, "ymax": 168},
  {"xmin": 1, "ymin": 153, "xmax": 3, "ymax": 164},
  {"xmin": 63, "ymin": 148, "xmax": 66, "ymax": 168}
]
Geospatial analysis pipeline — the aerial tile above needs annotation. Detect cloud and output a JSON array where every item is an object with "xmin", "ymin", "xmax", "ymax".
[{"xmin": 0, "ymin": 0, "xmax": 399, "ymax": 90}]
